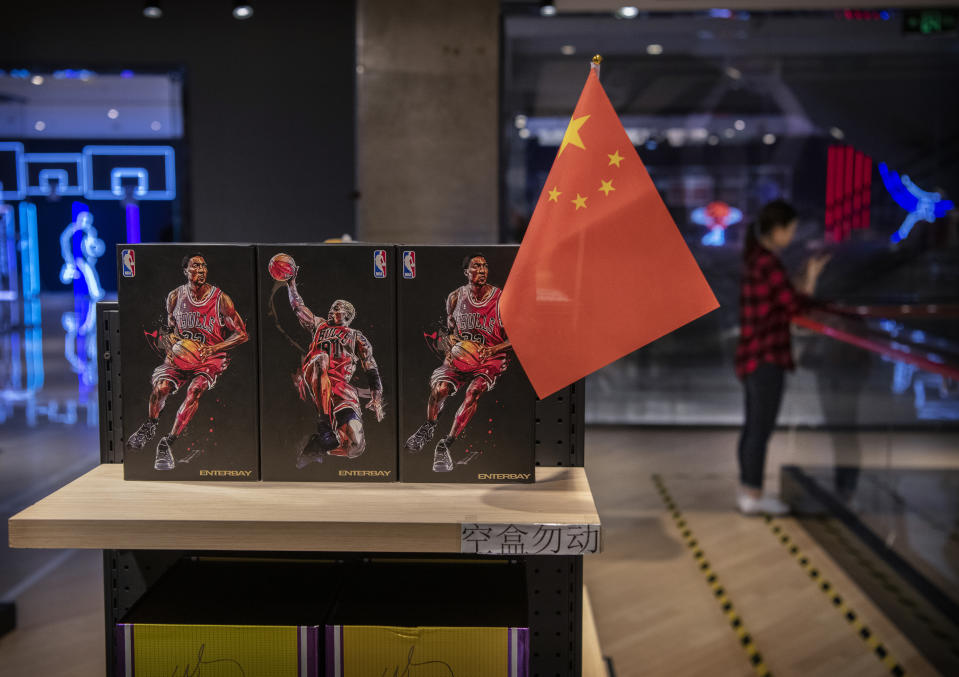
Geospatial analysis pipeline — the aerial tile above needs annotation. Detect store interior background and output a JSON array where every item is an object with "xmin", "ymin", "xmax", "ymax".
[{"xmin": 1, "ymin": 1, "xmax": 958, "ymax": 675}]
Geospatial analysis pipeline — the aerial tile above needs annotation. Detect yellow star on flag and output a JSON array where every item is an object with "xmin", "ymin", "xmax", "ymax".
[
  {"xmin": 547, "ymin": 186, "xmax": 562, "ymax": 202},
  {"xmin": 608, "ymin": 150, "xmax": 624, "ymax": 167},
  {"xmin": 598, "ymin": 179, "xmax": 615, "ymax": 196},
  {"xmin": 559, "ymin": 115, "xmax": 590, "ymax": 156},
  {"xmin": 571, "ymin": 194, "xmax": 588, "ymax": 210}
]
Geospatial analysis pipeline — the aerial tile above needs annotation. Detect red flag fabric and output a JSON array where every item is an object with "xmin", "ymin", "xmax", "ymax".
[{"xmin": 500, "ymin": 64, "xmax": 719, "ymax": 398}]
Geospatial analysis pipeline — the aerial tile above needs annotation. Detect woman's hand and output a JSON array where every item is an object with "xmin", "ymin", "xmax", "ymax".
[{"xmin": 802, "ymin": 253, "xmax": 832, "ymax": 294}]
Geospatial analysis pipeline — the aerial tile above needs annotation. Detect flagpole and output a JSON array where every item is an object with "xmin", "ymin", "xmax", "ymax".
[{"xmin": 572, "ymin": 55, "xmax": 603, "ymax": 340}]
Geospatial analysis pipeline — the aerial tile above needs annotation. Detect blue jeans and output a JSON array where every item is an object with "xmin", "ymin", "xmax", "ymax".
[{"xmin": 738, "ymin": 362, "xmax": 785, "ymax": 490}]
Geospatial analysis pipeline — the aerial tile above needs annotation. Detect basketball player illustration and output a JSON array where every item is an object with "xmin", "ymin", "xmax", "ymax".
[
  {"xmin": 272, "ymin": 254, "xmax": 385, "ymax": 466},
  {"xmin": 405, "ymin": 253, "xmax": 512, "ymax": 472},
  {"xmin": 126, "ymin": 253, "xmax": 249, "ymax": 470}
]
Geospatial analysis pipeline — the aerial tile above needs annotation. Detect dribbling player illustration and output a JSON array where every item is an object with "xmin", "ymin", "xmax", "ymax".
[
  {"xmin": 405, "ymin": 253, "xmax": 513, "ymax": 472},
  {"xmin": 268, "ymin": 253, "xmax": 385, "ymax": 467},
  {"xmin": 126, "ymin": 253, "xmax": 249, "ymax": 470}
]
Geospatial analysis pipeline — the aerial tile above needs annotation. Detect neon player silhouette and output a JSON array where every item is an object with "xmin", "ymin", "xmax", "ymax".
[{"xmin": 879, "ymin": 162, "xmax": 954, "ymax": 243}]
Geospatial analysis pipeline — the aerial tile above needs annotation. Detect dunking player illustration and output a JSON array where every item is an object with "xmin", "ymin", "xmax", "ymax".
[
  {"xmin": 405, "ymin": 253, "xmax": 512, "ymax": 472},
  {"xmin": 126, "ymin": 254, "xmax": 249, "ymax": 470},
  {"xmin": 284, "ymin": 268, "xmax": 385, "ymax": 467}
]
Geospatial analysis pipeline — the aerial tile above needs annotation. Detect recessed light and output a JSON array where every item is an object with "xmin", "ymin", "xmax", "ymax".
[
  {"xmin": 646, "ymin": 44, "xmax": 663, "ymax": 56},
  {"xmin": 233, "ymin": 2, "xmax": 253, "ymax": 19},
  {"xmin": 561, "ymin": 45, "xmax": 576, "ymax": 56}
]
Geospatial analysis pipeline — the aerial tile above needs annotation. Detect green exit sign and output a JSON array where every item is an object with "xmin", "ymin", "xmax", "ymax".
[{"xmin": 903, "ymin": 9, "xmax": 959, "ymax": 35}]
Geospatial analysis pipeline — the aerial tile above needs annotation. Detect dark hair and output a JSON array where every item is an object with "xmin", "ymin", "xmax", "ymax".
[
  {"xmin": 181, "ymin": 252, "xmax": 206, "ymax": 269},
  {"xmin": 461, "ymin": 252, "xmax": 487, "ymax": 270},
  {"xmin": 744, "ymin": 199, "xmax": 798, "ymax": 260}
]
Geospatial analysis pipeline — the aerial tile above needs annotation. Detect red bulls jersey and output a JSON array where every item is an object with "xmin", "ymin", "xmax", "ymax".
[
  {"xmin": 450, "ymin": 284, "xmax": 506, "ymax": 347},
  {"xmin": 171, "ymin": 284, "xmax": 225, "ymax": 346},
  {"xmin": 307, "ymin": 322, "xmax": 367, "ymax": 383}
]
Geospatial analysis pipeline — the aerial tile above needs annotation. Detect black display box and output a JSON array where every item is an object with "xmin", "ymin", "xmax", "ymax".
[
  {"xmin": 397, "ymin": 245, "xmax": 536, "ymax": 483},
  {"xmin": 117, "ymin": 244, "xmax": 259, "ymax": 480},
  {"xmin": 257, "ymin": 244, "xmax": 397, "ymax": 481}
]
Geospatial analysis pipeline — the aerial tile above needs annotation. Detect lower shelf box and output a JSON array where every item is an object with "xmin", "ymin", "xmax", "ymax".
[
  {"xmin": 117, "ymin": 558, "xmax": 340, "ymax": 677},
  {"xmin": 326, "ymin": 561, "xmax": 528, "ymax": 677}
]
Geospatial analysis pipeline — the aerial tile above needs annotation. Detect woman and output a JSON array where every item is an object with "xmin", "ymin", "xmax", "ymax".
[{"xmin": 735, "ymin": 199, "xmax": 830, "ymax": 515}]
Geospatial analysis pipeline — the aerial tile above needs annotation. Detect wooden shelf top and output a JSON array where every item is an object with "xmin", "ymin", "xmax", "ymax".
[{"xmin": 9, "ymin": 464, "xmax": 600, "ymax": 553}]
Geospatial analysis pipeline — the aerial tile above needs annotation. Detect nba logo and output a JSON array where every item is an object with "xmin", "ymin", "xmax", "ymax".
[
  {"xmin": 402, "ymin": 250, "xmax": 416, "ymax": 279},
  {"xmin": 121, "ymin": 249, "xmax": 135, "ymax": 278},
  {"xmin": 373, "ymin": 249, "xmax": 387, "ymax": 278}
]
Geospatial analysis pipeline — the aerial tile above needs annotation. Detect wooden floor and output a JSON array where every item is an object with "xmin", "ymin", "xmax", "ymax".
[
  {"xmin": 2, "ymin": 427, "xmax": 957, "ymax": 676},
  {"xmin": 584, "ymin": 427, "xmax": 955, "ymax": 677}
]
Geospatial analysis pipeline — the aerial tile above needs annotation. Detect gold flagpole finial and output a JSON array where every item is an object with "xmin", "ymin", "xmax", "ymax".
[{"xmin": 592, "ymin": 54, "xmax": 603, "ymax": 65}]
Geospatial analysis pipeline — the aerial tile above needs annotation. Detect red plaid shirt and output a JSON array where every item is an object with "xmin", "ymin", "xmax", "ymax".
[{"xmin": 735, "ymin": 246, "xmax": 810, "ymax": 379}]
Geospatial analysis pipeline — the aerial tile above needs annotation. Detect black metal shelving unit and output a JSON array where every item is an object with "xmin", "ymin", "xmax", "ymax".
[{"xmin": 96, "ymin": 300, "xmax": 590, "ymax": 677}]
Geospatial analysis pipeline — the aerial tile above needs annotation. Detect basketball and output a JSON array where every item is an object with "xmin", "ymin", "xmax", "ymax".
[
  {"xmin": 449, "ymin": 340, "xmax": 483, "ymax": 372},
  {"xmin": 169, "ymin": 338, "xmax": 204, "ymax": 369},
  {"xmin": 268, "ymin": 253, "xmax": 297, "ymax": 281}
]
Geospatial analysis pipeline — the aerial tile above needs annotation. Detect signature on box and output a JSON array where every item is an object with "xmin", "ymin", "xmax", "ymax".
[
  {"xmin": 170, "ymin": 644, "xmax": 246, "ymax": 677},
  {"xmin": 382, "ymin": 646, "xmax": 454, "ymax": 676}
]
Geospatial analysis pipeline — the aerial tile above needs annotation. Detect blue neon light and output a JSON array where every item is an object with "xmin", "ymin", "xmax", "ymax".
[
  {"xmin": 691, "ymin": 203, "xmax": 743, "ymax": 246},
  {"xmin": 0, "ymin": 143, "xmax": 27, "ymax": 201},
  {"xmin": 25, "ymin": 152, "xmax": 84, "ymax": 196},
  {"xmin": 82, "ymin": 145, "xmax": 176, "ymax": 200},
  {"xmin": 18, "ymin": 202, "xmax": 43, "ymax": 392},
  {"xmin": 879, "ymin": 162, "xmax": 954, "ymax": 243},
  {"xmin": 125, "ymin": 202, "xmax": 141, "ymax": 243},
  {"xmin": 59, "ymin": 207, "xmax": 104, "ymax": 387},
  {"xmin": 111, "ymin": 167, "xmax": 149, "ymax": 197}
]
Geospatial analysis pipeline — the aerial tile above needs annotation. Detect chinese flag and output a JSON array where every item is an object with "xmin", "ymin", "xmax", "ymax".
[{"xmin": 500, "ymin": 63, "xmax": 719, "ymax": 398}]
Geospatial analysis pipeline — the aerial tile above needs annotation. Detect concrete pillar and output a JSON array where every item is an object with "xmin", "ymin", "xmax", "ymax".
[{"xmin": 357, "ymin": 0, "xmax": 499, "ymax": 243}]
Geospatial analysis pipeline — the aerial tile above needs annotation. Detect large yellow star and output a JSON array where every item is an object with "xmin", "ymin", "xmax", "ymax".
[
  {"xmin": 571, "ymin": 193, "xmax": 588, "ymax": 210},
  {"xmin": 608, "ymin": 150, "xmax": 624, "ymax": 167},
  {"xmin": 559, "ymin": 114, "xmax": 590, "ymax": 156},
  {"xmin": 547, "ymin": 186, "xmax": 561, "ymax": 202},
  {"xmin": 598, "ymin": 179, "xmax": 615, "ymax": 196}
]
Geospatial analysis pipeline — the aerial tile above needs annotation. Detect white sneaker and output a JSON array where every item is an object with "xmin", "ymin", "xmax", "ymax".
[{"xmin": 737, "ymin": 492, "xmax": 789, "ymax": 516}]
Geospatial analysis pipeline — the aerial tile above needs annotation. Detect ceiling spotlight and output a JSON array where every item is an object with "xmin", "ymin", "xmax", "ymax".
[
  {"xmin": 151, "ymin": 121, "xmax": 162, "ymax": 131},
  {"xmin": 762, "ymin": 133, "xmax": 777, "ymax": 145},
  {"xmin": 34, "ymin": 120, "xmax": 46, "ymax": 132},
  {"xmin": 707, "ymin": 134, "xmax": 720, "ymax": 146},
  {"xmin": 518, "ymin": 128, "xmax": 531, "ymax": 139},
  {"xmin": 108, "ymin": 108, "xmax": 120, "ymax": 119},
  {"xmin": 561, "ymin": 44, "xmax": 577, "ymax": 56},
  {"xmin": 829, "ymin": 126, "xmax": 845, "ymax": 140},
  {"xmin": 616, "ymin": 6, "xmax": 639, "ymax": 19},
  {"xmin": 30, "ymin": 75, "xmax": 44, "ymax": 85},
  {"xmin": 724, "ymin": 66, "xmax": 742, "ymax": 80},
  {"xmin": 734, "ymin": 119, "xmax": 745, "ymax": 131},
  {"xmin": 143, "ymin": 2, "xmax": 162, "ymax": 18},
  {"xmin": 539, "ymin": 0, "xmax": 557, "ymax": 17},
  {"xmin": 514, "ymin": 115, "xmax": 528, "ymax": 129},
  {"xmin": 723, "ymin": 128, "xmax": 735, "ymax": 139},
  {"xmin": 646, "ymin": 44, "xmax": 663, "ymax": 56},
  {"xmin": 233, "ymin": 1, "xmax": 253, "ymax": 19}
]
